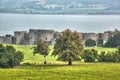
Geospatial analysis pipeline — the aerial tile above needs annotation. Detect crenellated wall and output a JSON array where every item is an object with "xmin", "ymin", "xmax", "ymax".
[
  {"xmin": 29, "ymin": 29, "xmax": 55, "ymax": 45},
  {"xmin": 14, "ymin": 31, "xmax": 29, "ymax": 45},
  {"xmin": 0, "ymin": 29, "xmax": 118, "ymax": 45},
  {"xmin": 81, "ymin": 33, "xmax": 99, "ymax": 42},
  {"xmin": 0, "ymin": 36, "xmax": 4, "ymax": 43},
  {"xmin": 0, "ymin": 35, "xmax": 15, "ymax": 44}
]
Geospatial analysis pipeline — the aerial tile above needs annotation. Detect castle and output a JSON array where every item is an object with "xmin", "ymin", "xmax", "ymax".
[{"xmin": 0, "ymin": 29, "xmax": 117, "ymax": 45}]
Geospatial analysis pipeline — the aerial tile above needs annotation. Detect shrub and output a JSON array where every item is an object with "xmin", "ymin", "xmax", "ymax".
[
  {"xmin": 98, "ymin": 51, "xmax": 106, "ymax": 62},
  {"xmin": 117, "ymin": 46, "xmax": 120, "ymax": 54},
  {"xmin": 81, "ymin": 49, "xmax": 98, "ymax": 62},
  {"xmin": 0, "ymin": 44, "xmax": 24, "ymax": 68},
  {"xmin": 98, "ymin": 51, "xmax": 120, "ymax": 63}
]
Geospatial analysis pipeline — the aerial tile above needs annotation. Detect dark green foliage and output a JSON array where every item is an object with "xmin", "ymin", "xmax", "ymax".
[
  {"xmin": 98, "ymin": 49, "xmax": 120, "ymax": 63},
  {"xmin": 81, "ymin": 49, "xmax": 98, "ymax": 62},
  {"xmin": 97, "ymin": 39, "xmax": 104, "ymax": 47},
  {"xmin": 116, "ymin": 46, "xmax": 120, "ymax": 61},
  {"xmin": 53, "ymin": 29, "xmax": 84, "ymax": 65},
  {"xmin": 105, "ymin": 52, "xmax": 116, "ymax": 62},
  {"xmin": 116, "ymin": 46, "xmax": 120, "ymax": 54},
  {"xmin": 85, "ymin": 39, "xmax": 96, "ymax": 47},
  {"xmin": 105, "ymin": 31, "xmax": 120, "ymax": 47},
  {"xmin": 33, "ymin": 39, "xmax": 49, "ymax": 64},
  {"xmin": 82, "ymin": 47, "xmax": 120, "ymax": 63},
  {"xmin": 0, "ymin": 44, "xmax": 24, "ymax": 68},
  {"xmin": 97, "ymin": 33, "xmax": 104, "ymax": 47},
  {"xmin": 104, "ymin": 52, "xmax": 119, "ymax": 62},
  {"xmin": 98, "ymin": 51, "xmax": 106, "ymax": 62}
]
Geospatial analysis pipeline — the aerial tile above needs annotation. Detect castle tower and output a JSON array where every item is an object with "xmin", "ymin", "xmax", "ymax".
[{"xmin": 29, "ymin": 29, "xmax": 55, "ymax": 45}]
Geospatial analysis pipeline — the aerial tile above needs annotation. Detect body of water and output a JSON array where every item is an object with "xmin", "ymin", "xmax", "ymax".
[{"xmin": 0, "ymin": 13, "xmax": 120, "ymax": 35}]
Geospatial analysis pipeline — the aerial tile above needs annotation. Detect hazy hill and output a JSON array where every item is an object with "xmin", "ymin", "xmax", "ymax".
[{"xmin": 0, "ymin": 0, "xmax": 120, "ymax": 14}]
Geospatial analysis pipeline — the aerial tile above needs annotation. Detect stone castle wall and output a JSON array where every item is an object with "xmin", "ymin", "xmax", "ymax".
[
  {"xmin": 81, "ymin": 33, "xmax": 99, "ymax": 42},
  {"xmin": 29, "ymin": 29, "xmax": 55, "ymax": 45},
  {"xmin": 0, "ymin": 29, "xmax": 117, "ymax": 45},
  {"xmin": 0, "ymin": 36, "xmax": 4, "ymax": 43},
  {"xmin": 14, "ymin": 31, "xmax": 26, "ymax": 45},
  {"xmin": 0, "ymin": 35, "xmax": 15, "ymax": 44}
]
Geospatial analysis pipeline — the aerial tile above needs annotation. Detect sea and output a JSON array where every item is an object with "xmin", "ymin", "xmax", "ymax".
[{"xmin": 0, "ymin": 13, "xmax": 120, "ymax": 35}]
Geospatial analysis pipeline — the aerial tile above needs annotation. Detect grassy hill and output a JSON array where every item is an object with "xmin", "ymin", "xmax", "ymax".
[
  {"xmin": 0, "ymin": 45, "xmax": 119, "ymax": 80},
  {"xmin": 1, "ymin": 0, "xmax": 120, "ymax": 15}
]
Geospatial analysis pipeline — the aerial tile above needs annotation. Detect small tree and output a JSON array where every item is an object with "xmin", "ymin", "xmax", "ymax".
[
  {"xmin": 33, "ymin": 39, "xmax": 49, "ymax": 64},
  {"xmin": 85, "ymin": 39, "xmax": 96, "ymax": 47},
  {"xmin": 52, "ymin": 29, "xmax": 84, "ymax": 65}
]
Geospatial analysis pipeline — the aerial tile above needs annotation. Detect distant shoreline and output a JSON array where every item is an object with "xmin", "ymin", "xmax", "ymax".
[{"xmin": 0, "ymin": 12, "xmax": 120, "ymax": 15}]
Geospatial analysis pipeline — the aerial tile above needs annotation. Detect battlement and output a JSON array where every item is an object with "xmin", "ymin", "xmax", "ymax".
[{"xmin": 0, "ymin": 29, "xmax": 117, "ymax": 45}]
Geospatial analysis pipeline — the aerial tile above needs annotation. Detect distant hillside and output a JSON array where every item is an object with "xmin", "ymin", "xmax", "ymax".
[{"xmin": 0, "ymin": 0, "xmax": 120, "ymax": 15}]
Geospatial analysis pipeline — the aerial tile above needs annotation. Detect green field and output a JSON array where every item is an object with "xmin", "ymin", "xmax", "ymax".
[
  {"xmin": 11, "ymin": 45, "xmax": 117, "ymax": 64},
  {"xmin": 0, "ymin": 45, "xmax": 120, "ymax": 80}
]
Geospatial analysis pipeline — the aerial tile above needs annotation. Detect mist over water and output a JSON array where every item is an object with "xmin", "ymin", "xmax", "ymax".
[{"xmin": 0, "ymin": 13, "xmax": 120, "ymax": 35}]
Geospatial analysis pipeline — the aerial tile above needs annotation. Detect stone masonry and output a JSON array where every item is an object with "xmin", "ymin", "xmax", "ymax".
[{"xmin": 0, "ymin": 29, "xmax": 117, "ymax": 45}]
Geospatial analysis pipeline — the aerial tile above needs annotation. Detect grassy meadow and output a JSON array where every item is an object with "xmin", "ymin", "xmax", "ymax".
[
  {"xmin": 11, "ymin": 45, "xmax": 117, "ymax": 64},
  {"xmin": 0, "ymin": 45, "xmax": 120, "ymax": 80}
]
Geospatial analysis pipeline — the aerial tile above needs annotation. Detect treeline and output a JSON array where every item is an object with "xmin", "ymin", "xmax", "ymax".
[
  {"xmin": 104, "ymin": 31, "xmax": 120, "ymax": 47},
  {"xmin": 85, "ymin": 31, "xmax": 120, "ymax": 48},
  {"xmin": 81, "ymin": 46, "xmax": 120, "ymax": 62}
]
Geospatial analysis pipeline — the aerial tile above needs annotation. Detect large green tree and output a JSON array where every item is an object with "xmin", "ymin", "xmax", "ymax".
[
  {"xmin": 85, "ymin": 39, "xmax": 96, "ymax": 47},
  {"xmin": 52, "ymin": 29, "xmax": 84, "ymax": 65},
  {"xmin": 33, "ymin": 39, "xmax": 49, "ymax": 64}
]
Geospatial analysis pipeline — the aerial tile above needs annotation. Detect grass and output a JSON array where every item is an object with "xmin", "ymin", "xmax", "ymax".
[
  {"xmin": 11, "ymin": 45, "xmax": 57, "ymax": 64},
  {"xmin": 86, "ymin": 47, "xmax": 116, "ymax": 53},
  {"xmin": 0, "ymin": 45, "xmax": 119, "ymax": 80},
  {"xmin": 0, "ymin": 63, "xmax": 120, "ymax": 80}
]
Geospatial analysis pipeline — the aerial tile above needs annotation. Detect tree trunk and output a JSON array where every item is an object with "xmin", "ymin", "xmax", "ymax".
[
  {"xmin": 44, "ymin": 56, "xmax": 47, "ymax": 64},
  {"xmin": 68, "ymin": 59, "xmax": 72, "ymax": 65}
]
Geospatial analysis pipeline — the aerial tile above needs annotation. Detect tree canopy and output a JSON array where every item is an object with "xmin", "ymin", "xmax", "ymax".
[{"xmin": 52, "ymin": 29, "xmax": 84, "ymax": 65}]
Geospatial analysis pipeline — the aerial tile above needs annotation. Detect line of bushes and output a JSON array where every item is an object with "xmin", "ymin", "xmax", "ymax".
[{"xmin": 81, "ymin": 46, "xmax": 120, "ymax": 62}]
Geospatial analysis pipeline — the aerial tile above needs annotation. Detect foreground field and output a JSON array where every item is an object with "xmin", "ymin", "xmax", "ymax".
[
  {"xmin": 0, "ymin": 45, "xmax": 119, "ymax": 80},
  {"xmin": 0, "ymin": 63, "xmax": 120, "ymax": 80}
]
